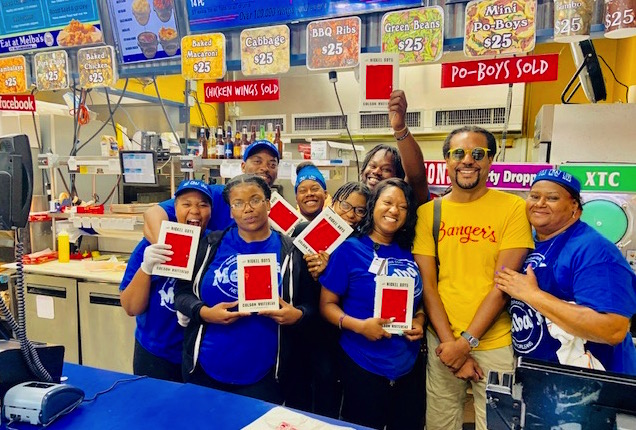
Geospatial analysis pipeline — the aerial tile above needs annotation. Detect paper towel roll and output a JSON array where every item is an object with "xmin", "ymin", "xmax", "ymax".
[{"xmin": 629, "ymin": 85, "xmax": 636, "ymax": 103}]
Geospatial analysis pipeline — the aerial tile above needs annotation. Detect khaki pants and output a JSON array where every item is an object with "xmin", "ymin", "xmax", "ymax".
[{"xmin": 426, "ymin": 331, "xmax": 514, "ymax": 430}]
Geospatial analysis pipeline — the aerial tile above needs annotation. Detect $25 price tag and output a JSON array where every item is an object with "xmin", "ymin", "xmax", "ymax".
[{"xmin": 181, "ymin": 34, "xmax": 226, "ymax": 80}]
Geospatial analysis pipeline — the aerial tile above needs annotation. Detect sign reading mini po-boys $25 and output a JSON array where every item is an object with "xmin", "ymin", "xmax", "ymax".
[
  {"xmin": 381, "ymin": 6, "xmax": 445, "ymax": 64},
  {"xmin": 464, "ymin": 0, "xmax": 536, "ymax": 57},
  {"xmin": 181, "ymin": 33, "xmax": 226, "ymax": 80}
]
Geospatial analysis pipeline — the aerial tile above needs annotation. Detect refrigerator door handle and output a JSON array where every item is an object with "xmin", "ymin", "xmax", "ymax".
[
  {"xmin": 27, "ymin": 285, "xmax": 67, "ymax": 299},
  {"xmin": 88, "ymin": 293, "xmax": 122, "ymax": 307}
]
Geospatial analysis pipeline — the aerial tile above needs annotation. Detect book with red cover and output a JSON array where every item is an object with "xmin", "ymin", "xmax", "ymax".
[
  {"xmin": 237, "ymin": 253, "xmax": 279, "ymax": 312},
  {"xmin": 373, "ymin": 275, "xmax": 414, "ymax": 334},
  {"xmin": 293, "ymin": 207, "xmax": 353, "ymax": 255},
  {"xmin": 268, "ymin": 192, "xmax": 302, "ymax": 235},
  {"xmin": 152, "ymin": 221, "xmax": 200, "ymax": 281}
]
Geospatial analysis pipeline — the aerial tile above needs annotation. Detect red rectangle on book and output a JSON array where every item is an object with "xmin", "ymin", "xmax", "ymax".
[
  {"xmin": 381, "ymin": 289, "xmax": 408, "ymax": 323},
  {"xmin": 244, "ymin": 265, "xmax": 273, "ymax": 300},
  {"xmin": 269, "ymin": 201, "xmax": 299, "ymax": 231},
  {"xmin": 366, "ymin": 64, "xmax": 393, "ymax": 99},
  {"xmin": 164, "ymin": 232, "xmax": 193, "ymax": 268},
  {"xmin": 303, "ymin": 219, "xmax": 340, "ymax": 253}
]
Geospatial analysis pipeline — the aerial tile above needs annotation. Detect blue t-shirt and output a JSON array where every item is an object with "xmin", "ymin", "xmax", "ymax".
[
  {"xmin": 198, "ymin": 227, "xmax": 283, "ymax": 385},
  {"xmin": 160, "ymin": 184, "xmax": 233, "ymax": 232},
  {"xmin": 320, "ymin": 235, "xmax": 423, "ymax": 380},
  {"xmin": 120, "ymin": 239, "xmax": 183, "ymax": 364},
  {"xmin": 511, "ymin": 220, "xmax": 636, "ymax": 375}
]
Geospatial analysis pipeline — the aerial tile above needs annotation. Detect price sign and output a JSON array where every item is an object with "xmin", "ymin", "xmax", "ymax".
[
  {"xmin": 306, "ymin": 16, "xmax": 361, "ymax": 71},
  {"xmin": 181, "ymin": 34, "xmax": 226, "ymax": 80},
  {"xmin": 381, "ymin": 7, "xmax": 444, "ymax": 64},
  {"xmin": 553, "ymin": 0, "xmax": 593, "ymax": 42},
  {"xmin": 34, "ymin": 51, "xmax": 70, "ymax": 91},
  {"xmin": 241, "ymin": 25, "xmax": 290, "ymax": 76},
  {"xmin": 0, "ymin": 56, "xmax": 28, "ymax": 95},
  {"xmin": 464, "ymin": 0, "xmax": 536, "ymax": 57},
  {"xmin": 77, "ymin": 46, "xmax": 118, "ymax": 89},
  {"xmin": 604, "ymin": 0, "xmax": 636, "ymax": 38}
]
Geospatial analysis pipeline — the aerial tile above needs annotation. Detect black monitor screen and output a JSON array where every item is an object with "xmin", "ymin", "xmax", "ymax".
[{"xmin": 119, "ymin": 151, "xmax": 158, "ymax": 186}]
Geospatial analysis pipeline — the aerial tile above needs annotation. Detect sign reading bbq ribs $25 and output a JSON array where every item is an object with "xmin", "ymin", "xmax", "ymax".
[{"xmin": 464, "ymin": 0, "xmax": 536, "ymax": 57}]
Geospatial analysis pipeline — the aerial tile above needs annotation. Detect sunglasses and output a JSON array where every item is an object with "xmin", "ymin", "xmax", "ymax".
[{"xmin": 446, "ymin": 147, "xmax": 491, "ymax": 161}]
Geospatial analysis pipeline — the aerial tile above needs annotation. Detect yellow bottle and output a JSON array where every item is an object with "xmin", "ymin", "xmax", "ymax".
[{"xmin": 58, "ymin": 230, "xmax": 70, "ymax": 263}]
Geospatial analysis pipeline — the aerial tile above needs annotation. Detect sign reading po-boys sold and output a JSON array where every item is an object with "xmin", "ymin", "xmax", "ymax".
[{"xmin": 464, "ymin": 0, "xmax": 536, "ymax": 57}]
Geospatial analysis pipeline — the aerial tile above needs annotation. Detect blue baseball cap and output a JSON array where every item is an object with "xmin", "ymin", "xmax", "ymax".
[
  {"xmin": 532, "ymin": 169, "xmax": 581, "ymax": 196},
  {"xmin": 243, "ymin": 140, "xmax": 280, "ymax": 162},
  {"xmin": 295, "ymin": 164, "xmax": 327, "ymax": 193},
  {"xmin": 174, "ymin": 179, "xmax": 214, "ymax": 205}
]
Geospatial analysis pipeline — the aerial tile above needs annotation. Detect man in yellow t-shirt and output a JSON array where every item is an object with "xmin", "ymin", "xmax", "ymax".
[{"xmin": 413, "ymin": 126, "xmax": 533, "ymax": 430}]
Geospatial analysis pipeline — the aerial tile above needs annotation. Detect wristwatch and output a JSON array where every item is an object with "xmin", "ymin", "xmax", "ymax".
[{"xmin": 461, "ymin": 331, "xmax": 479, "ymax": 348}]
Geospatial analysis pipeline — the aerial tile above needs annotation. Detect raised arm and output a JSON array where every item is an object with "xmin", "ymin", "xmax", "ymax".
[
  {"xmin": 143, "ymin": 204, "xmax": 169, "ymax": 244},
  {"xmin": 389, "ymin": 90, "xmax": 429, "ymax": 205}
]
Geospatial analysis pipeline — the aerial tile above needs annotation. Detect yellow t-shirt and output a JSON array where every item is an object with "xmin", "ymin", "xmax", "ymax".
[{"xmin": 413, "ymin": 189, "xmax": 534, "ymax": 350}]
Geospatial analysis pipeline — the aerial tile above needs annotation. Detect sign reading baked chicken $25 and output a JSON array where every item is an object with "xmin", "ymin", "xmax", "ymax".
[{"xmin": 464, "ymin": 0, "xmax": 536, "ymax": 57}]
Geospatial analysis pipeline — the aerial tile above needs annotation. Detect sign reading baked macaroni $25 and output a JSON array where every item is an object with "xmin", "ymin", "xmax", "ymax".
[
  {"xmin": 464, "ymin": 0, "xmax": 536, "ymax": 57},
  {"xmin": 181, "ymin": 34, "xmax": 226, "ymax": 80}
]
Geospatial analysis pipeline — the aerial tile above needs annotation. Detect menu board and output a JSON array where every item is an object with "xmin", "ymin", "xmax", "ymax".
[
  {"xmin": 0, "ymin": 0, "xmax": 102, "ymax": 54},
  {"xmin": 187, "ymin": 0, "xmax": 422, "ymax": 33},
  {"xmin": 240, "ymin": 25, "xmax": 290, "ymax": 76},
  {"xmin": 181, "ymin": 33, "xmax": 226, "ymax": 80},
  {"xmin": 464, "ymin": 0, "xmax": 536, "ymax": 57},
  {"xmin": 77, "ymin": 46, "xmax": 118, "ymax": 89},
  {"xmin": 0, "ymin": 55, "xmax": 27, "ymax": 94},
  {"xmin": 306, "ymin": 17, "xmax": 361, "ymax": 71},
  {"xmin": 382, "ymin": 7, "xmax": 445, "ymax": 64},
  {"xmin": 34, "ymin": 51, "xmax": 69, "ymax": 91},
  {"xmin": 107, "ymin": 0, "xmax": 181, "ymax": 64}
]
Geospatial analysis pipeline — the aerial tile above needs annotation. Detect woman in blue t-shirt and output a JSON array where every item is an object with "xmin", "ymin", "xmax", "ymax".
[
  {"xmin": 320, "ymin": 178, "xmax": 426, "ymax": 430},
  {"xmin": 495, "ymin": 169, "xmax": 636, "ymax": 375},
  {"xmin": 175, "ymin": 174, "xmax": 316, "ymax": 405},
  {"xmin": 120, "ymin": 179, "xmax": 213, "ymax": 382}
]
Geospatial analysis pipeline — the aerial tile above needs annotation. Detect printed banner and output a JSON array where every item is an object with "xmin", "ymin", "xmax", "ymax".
[
  {"xmin": 0, "ymin": 0, "xmax": 101, "ymax": 54},
  {"xmin": 203, "ymin": 79, "xmax": 280, "ymax": 103},
  {"xmin": 381, "ymin": 6, "xmax": 444, "ymax": 64},
  {"xmin": 0, "ymin": 55, "xmax": 27, "ymax": 94},
  {"xmin": 441, "ymin": 54, "xmax": 559, "ymax": 87},
  {"xmin": 306, "ymin": 16, "xmax": 361, "ymax": 71},
  {"xmin": 152, "ymin": 220, "xmax": 201, "ymax": 281},
  {"xmin": 426, "ymin": 161, "xmax": 553, "ymax": 190},
  {"xmin": 560, "ymin": 164, "xmax": 636, "ymax": 192},
  {"xmin": 34, "ymin": 51, "xmax": 70, "ymax": 91},
  {"xmin": 464, "ymin": 0, "xmax": 536, "ymax": 57},
  {"xmin": 0, "ymin": 94, "xmax": 36, "ymax": 112},
  {"xmin": 77, "ymin": 46, "xmax": 118, "ymax": 89},
  {"xmin": 181, "ymin": 33, "xmax": 226, "ymax": 80},
  {"xmin": 241, "ymin": 25, "xmax": 290, "ymax": 76}
]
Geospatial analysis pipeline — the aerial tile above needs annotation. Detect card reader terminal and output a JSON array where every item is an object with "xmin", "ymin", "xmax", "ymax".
[{"xmin": 3, "ymin": 381, "xmax": 84, "ymax": 425}]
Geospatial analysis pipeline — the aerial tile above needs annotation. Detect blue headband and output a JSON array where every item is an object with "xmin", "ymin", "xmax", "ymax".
[
  {"xmin": 532, "ymin": 169, "xmax": 581, "ymax": 195},
  {"xmin": 295, "ymin": 165, "xmax": 326, "ymax": 193}
]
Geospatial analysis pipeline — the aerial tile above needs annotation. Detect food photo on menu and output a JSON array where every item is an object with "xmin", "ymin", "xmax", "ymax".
[
  {"xmin": 57, "ymin": 19, "xmax": 103, "ymax": 47},
  {"xmin": 108, "ymin": 0, "xmax": 180, "ymax": 63}
]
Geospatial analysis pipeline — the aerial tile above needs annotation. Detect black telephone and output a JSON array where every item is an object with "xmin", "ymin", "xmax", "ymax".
[{"xmin": 0, "ymin": 134, "xmax": 33, "ymax": 230}]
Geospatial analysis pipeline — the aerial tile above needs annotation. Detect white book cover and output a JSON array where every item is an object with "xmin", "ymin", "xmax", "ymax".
[
  {"xmin": 373, "ymin": 275, "xmax": 415, "ymax": 334},
  {"xmin": 152, "ymin": 220, "xmax": 200, "ymax": 281},
  {"xmin": 268, "ymin": 191, "xmax": 303, "ymax": 235},
  {"xmin": 292, "ymin": 207, "xmax": 353, "ymax": 256},
  {"xmin": 241, "ymin": 406, "xmax": 355, "ymax": 430},
  {"xmin": 237, "ymin": 253, "xmax": 279, "ymax": 312}
]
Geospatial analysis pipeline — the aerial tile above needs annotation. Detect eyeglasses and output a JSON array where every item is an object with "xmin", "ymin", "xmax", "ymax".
[
  {"xmin": 338, "ymin": 200, "xmax": 367, "ymax": 217},
  {"xmin": 230, "ymin": 197, "xmax": 267, "ymax": 211},
  {"xmin": 446, "ymin": 147, "xmax": 490, "ymax": 161}
]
